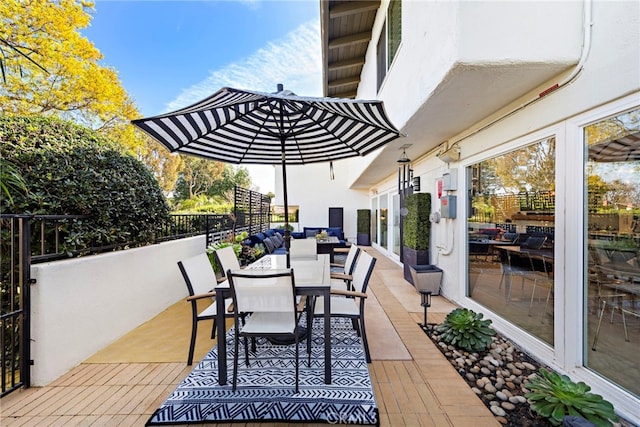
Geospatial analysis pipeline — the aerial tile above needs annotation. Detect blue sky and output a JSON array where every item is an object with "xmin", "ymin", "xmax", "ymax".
[{"xmin": 82, "ymin": 0, "xmax": 323, "ymax": 193}]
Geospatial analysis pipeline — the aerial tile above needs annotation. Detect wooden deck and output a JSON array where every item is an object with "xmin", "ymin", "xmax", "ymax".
[{"xmin": 1, "ymin": 248, "xmax": 500, "ymax": 427}]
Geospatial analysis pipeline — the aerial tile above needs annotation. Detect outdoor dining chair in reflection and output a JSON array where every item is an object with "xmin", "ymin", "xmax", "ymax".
[
  {"xmin": 313, "ymin": 250, "xmax": 377, "ymax": 363},
  {"xmin": 497, "ymin": 248, "xmax": 536, "ymax": 302},
  {"xmin": 177, "ymin": 253, "xmax": 234, "ymax": 365},
  {"xmin": 330, "ymin": 244, "xmax": 360, "ymax": 291},
  {"xmin": 226, "ymin": 268, "xmax": 304, "ymax": 392},
  {"xmin": 290, "ymin": 238, "xmax": 317, "ymax": 259},
  {"xmin": 527, "ymin": 254, "xmax": 554, "ymax": 323}
]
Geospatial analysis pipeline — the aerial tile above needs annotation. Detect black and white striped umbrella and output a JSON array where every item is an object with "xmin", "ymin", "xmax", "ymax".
[{"xmin": 132, "ymin": 85, "xmax": 402, "ymax": 264}]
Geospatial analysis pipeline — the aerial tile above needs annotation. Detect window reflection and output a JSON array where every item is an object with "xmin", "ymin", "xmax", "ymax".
[
  {"xmin": 380, "ymin": 195, "xmax": 388, "ymax": 249},
  {"xmin": 467, "ymin": 138, "xmax": 555, "ymax": 346},
  {"xmin": 585, "ymin": 108, "xmax": 640, "ymax": 398}
]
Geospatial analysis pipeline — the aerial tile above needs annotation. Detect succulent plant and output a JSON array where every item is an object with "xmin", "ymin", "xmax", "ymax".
[
  {"xmin": 436, "ymin": 308, "xmax": 496, "ymax": 352},
  {"xmin": 525, "ymin": 368, "xmax": 618, "ymax": 427}
]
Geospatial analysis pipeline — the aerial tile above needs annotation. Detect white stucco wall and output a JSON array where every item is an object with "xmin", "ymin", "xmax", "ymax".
[
  {"xmin": 29, "ymin": 235, "xmax": 205, "ymax": 386},
  {"xmin": 274, "ymin": 161, "xmax": 369, "ymax": 242},
  {"xmin": 359, "ymin": 0, "xmax": 582, "ymax": 130}
]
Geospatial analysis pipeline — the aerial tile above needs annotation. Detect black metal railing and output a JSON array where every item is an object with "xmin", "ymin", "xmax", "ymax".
[{"xmin": 1, "ymin": 215, "xmax": 32, "ymax": 397}]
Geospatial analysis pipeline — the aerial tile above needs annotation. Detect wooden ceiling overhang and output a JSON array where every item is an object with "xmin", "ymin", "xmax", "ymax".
[{"xmin": 321, "ymin": 0, "xmax": 380, "ymax": 99}]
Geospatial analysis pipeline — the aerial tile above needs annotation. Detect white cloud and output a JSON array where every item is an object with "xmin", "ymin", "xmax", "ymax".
[{"xmin": 165, "ymin": 19, "xmax": 321, "ymax": 112}]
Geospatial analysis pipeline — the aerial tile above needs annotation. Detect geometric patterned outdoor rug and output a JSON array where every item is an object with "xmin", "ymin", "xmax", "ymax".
[{"xmin": 146, "ymin": 317, "xmax": 379, "ymax": 425}]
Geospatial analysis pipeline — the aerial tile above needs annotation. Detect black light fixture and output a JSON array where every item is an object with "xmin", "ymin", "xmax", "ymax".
[
  {"xmin": 397, "ymin": 148, "xmax": 411, "ymax": 164},
  {"xmin": 397, "ymin": 144, "xmax": 412, "ymax": 196},
  {"xmin": 419, "ymin": 290, "xmax": 432, "ymax": 327}
]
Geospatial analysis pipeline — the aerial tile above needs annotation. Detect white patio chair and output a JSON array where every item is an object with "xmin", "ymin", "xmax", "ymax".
[
  {"xmin": 330, "ymin": 244, "xmax": 360, "ymax": 291},
  {"xmin": 313, "ymin": 251, "xmax": 377, "ymax": 363},
  {"xmin": 226, "ymin": 268, "xmax": 303, "ymax": 392},
  {"xmin": 178, "ymin": 253, "xmax": 234, "ymax": 365},
  {"xmin": 289, "ymin": 238, "xmax": 317, "ymax": 259},
  {"xmin": 214, "ymin": 245, "xmax": 241, "ymax": 279}
]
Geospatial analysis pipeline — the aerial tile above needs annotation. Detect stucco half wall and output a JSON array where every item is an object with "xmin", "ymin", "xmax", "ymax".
[{"xmin": 29, "ymin": 235, "xmax": 205, "ymax": 386}]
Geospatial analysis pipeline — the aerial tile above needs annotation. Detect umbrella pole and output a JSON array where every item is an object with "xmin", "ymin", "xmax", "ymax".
[{"xmin": 281, "ymin": 139, "xmax": 291, "ymax": 269}]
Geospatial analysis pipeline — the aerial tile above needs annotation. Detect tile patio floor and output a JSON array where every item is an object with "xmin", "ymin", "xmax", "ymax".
[{"xmin": 1, "ymin": 247, "xmax": 501, "ymax": 427}]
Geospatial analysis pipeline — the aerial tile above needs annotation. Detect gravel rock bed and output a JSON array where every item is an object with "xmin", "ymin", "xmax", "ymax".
[{"xmin": 420, "ymin": 323, "xmax": 554, "ymax": 427}]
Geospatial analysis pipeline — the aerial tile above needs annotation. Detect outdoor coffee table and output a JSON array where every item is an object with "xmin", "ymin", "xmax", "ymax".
[
  {"xmin": 215, "ymin": 254, "xmax": 332, "ymax": 385},
  {"xmin": 314, "ymin": 236, "xmax": 341, "ymax": 262}
]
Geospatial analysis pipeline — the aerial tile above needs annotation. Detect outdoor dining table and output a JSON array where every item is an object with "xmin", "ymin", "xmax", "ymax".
[{"xmin": 214, "ymin": 253, "xmax": 332, "ymax": 386}]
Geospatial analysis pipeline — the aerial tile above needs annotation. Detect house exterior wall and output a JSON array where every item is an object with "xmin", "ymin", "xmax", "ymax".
[
  {"xmin": 29, "ymin": 236, "xmax": 205, "ymax": 386},
  {"xmin": 274, "ymin": 161, "xmax": 369, "ymax": 241},
  {"xmin": 359, "ymin": 1, "xmax": 640, "ymax": 423},
  {"xmin": 301, "ymin": 0, "xmax": 640, "ymax": 423}
]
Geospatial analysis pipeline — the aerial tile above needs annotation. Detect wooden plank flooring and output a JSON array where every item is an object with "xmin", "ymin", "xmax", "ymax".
[{"xmin": 1, "ymin": 248, "xmax": 500, "ymax": 427}]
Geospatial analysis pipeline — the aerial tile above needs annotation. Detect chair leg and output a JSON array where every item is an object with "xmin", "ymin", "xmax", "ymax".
[
  {"xmin": 188, "ymin": 318, "xmax": 198, "ymax": 366},
  {"xmin": 541, "ymin": 288, "xmax": 553, "ymax": 324},
  {"xmin": 295, "ymin": 330, "xmax": 300, "ymax": 393},
  {"xmin": 358, "ymin": 315, "xmax": 371, "ymax": 363},
  {"xmin": 306, "ymin": 299, "xmax": 313, "ymax": 367},
  {"xmin": 244, "ymin": 336, "xmax": 251, "ymax": 366},
  {"xmin": 211, "ymin": 319, "xmax": 217, "ymax": 339},
  {"xmin": 592, "ymin": 300, "xmax": 606, "ymax": 351},
  {"xmin": 622, "ymin": 309, "xmax": 630, "ymax": 342},
  {"xmin": 233, "ymin": 328, "xmax": 240, "ymax": 391}
]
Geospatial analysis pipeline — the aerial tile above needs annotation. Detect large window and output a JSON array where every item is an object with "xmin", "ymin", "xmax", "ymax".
[
  {"xmin": 584, "ymin": 108, "xmax": 640, "ymax": 398},
  {"xmin": 377, "ymin": 0, "xmax": 402, "ymax": 91},
  {"xmin": 467, "ymin": 138, "xmax": 556, "ymax": 346}
]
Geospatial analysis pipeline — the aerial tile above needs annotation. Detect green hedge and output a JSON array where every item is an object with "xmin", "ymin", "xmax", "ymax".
[
  {"xmin": 357, "ymin": 209, "xmax": 371, "ymax": 234},
  {"xmin": 403, "ymin": 192, "xmax": 431, "ymax": 250},
  {"xmin": 0, "ymin": 116, "xmax": 170, "ymax": 249}
]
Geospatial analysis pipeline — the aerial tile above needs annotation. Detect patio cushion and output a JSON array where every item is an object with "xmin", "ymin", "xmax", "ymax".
[
  {"xmin": 264, "ymin": 229, "xmax": 275, "ymax": 237},
  {"xmin": 326, "ymin": 227, "xmax": 344, "ymax": 241},
  {"xmin": 304, "ymin": 227, "xmax": 322, "ymax": 238},
  {"xmin": 250, "ymin": 232, "xmax": 267, "ymax": 246},
  {"xmin": 273, "ymin": 233, "xmax": 284, "ymax": 246},
  {"xmin": 269, "ymin": 236, "xmax": 282, "ymax": 248},
  {"xmin": 263, "ymin": 237, "xmax": 275, "ymax": 254}
]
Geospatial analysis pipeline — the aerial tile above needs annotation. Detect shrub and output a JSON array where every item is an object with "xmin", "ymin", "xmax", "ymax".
[
  {"xmin": 525, "ymin": 368, "xmax": 618, "ymax": 427},
  {"xmin": 403, "ymin": 192, "xmax": 431, "ymax": 250},
  {"xmin": 436, "ymin": 308, "xmax": 496, "ymax": 352},
  {"xmin": 0, "ymin": 116, "xmax": 170, "ymax": 250}
]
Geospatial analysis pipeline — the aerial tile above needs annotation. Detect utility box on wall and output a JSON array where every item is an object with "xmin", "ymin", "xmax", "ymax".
[{"xmin": 441, "ymin": 195, "xmax": 457, "ymax": 219}]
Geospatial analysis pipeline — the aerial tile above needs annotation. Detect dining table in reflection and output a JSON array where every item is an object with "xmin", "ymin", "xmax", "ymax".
[{"xmin": 214, "ymin": 254, "xmax": 332, "ymax": 386}]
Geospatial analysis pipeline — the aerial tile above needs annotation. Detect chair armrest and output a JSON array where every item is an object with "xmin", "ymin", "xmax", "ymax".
[
  {"xmin": 330, "ymin": 289, "xmax": 367, "ymax": 298},
  {"xmin": 296, "ymin": 295, "xmax": 308, "ymax": 312},
  {"xmin": 331, "ymin": 272, "xmax": 353, "ymax": 281},
  {"xmin": 186, "ymin": 291, "xmax": 216, "ymax": 302}
]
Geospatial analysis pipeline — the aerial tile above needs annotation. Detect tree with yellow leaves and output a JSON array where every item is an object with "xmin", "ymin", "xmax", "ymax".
[{"xmin": 0, "ymin": 0, "xmax": 181, "ymax": 192}]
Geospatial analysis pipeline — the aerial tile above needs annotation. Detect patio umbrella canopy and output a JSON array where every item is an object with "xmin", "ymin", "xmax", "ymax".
[{"xmin": 132, "ymin": 85, "xmax": 402, "ymax": 265}]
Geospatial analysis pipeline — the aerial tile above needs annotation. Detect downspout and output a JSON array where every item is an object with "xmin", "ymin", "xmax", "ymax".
[{"xmin": 450, "ymin": 0, "xmax": 593, "ymax": 146}]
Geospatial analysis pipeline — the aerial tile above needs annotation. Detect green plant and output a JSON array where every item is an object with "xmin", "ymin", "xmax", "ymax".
[
  {"xmin": 403, "ymin": 192, "xmax": 431, "ymax": 250},
  {"xmin": 0, "ymin": 116, "xmax": 170, "ymax": 251},
  {"xmin": 357, "ymin": 209, "xmax": 371, "ymax": 234},
  {"xmin": 436, "ymin": 308, "xmax": 496, "ymax": 352},
  {"xmin": 525, "ymin": 368, "xmax": 619, "ymax": 427}
]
